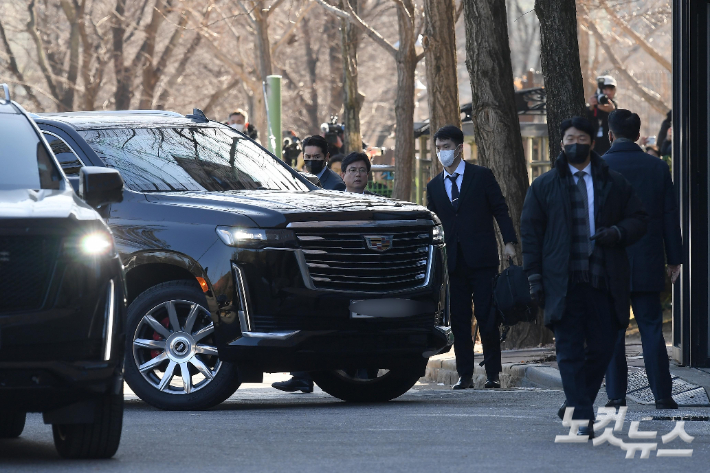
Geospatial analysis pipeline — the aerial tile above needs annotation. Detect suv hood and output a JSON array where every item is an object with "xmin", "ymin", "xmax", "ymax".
[
  {"xmin": 144, "ymin": 189, "xmax": 436, "ymax": 227},
  {"xmin": 0, "ymin": 189, "xmax": 99, "ymax": 221}
]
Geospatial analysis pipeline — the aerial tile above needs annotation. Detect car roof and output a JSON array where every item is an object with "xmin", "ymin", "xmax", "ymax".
[{"xmin": 32, "ymin": 110, "xmax": 215, "ymax": 131}]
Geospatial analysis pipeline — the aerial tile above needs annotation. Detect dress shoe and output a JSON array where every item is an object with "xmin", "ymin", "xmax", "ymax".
[
  {"xmin": 577, "ymin": 420, "xmax": 595, "ymax": 439},
  {"xmin": 272, "ymin": 377, "xmax": 314, "ymax": 393},
  {"xmin": 485, "ymin": 377, "xmax": 501, "ymax": 389},
  {"xmin": 605, "ymin": 398, "xmax": 626, "ymax": 409},
  {"xmin": 453, "ymin": 376, "xmax": 473, "ymax": 390},
  {"xmin": 557, "ymin": 401, "xmax": 567, "ymax": 420},
  {"xmin": 655, "ymin": 397, "xmax": 679, "ymax": 409}
]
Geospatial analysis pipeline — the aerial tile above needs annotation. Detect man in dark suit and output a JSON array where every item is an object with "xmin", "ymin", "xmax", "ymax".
[
  {"xmin": 426, "ymin": 125, "xmax": 517, "ymax": 390},
  {"xmin": 603, "ymin": 109, "xmax": 683, "ymax": 410},
  {"xmin": 302, "ymin": 135, "xmax": 346, "ymax": 191},
  {"xmin": 521, "ymin": 116, "xmax": 647, "ymax": 437}
]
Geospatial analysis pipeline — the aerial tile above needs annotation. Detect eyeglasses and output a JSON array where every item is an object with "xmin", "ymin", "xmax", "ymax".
[{"xmin": 346, "ymin": 167, "xmax": 368, "ymax": 175}]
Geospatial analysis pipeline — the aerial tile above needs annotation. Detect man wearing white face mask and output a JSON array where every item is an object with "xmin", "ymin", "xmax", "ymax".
[
  {"xmin": 426, "ymin": 125, "xmax": 517, "ymax": 390},
  {"xmin": 227, "ymin": 109, "xmax": 259, "ymax": 141}
]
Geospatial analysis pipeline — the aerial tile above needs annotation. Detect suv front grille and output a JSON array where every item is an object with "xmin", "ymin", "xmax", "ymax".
[
  {"xmin": 0, "ymin": 236, "xmax": 60, "ymax": 312},
  {"xmin": 296, "ymin": 227, "xmax": 432, "ymax": 293}
]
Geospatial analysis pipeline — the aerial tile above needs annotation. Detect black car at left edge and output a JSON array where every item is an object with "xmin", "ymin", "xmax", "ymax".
[{"xmin": 0, "ymin": 85, "xmax": 126, "ymax": 458}]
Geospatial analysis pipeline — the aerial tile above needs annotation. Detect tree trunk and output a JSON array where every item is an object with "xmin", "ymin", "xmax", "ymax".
[
  {"xmin": 253, "ymin": 8, "xmax": 272, "ymax": 145},
  {"xmin": 464, "ymin": 0, "xmax": 553, "ymax": 348},
  {"xmin": 424, "ymin": 0, "xmax": 460, "ymax": 179},
  {"xmin": 301, "ymin": 16, "xmax": 320, "ymax": 133},
  {"xmin": 325, "ymin": 20, "xmax": 344, "ymax": 119},
  {"xmin": 112, "ymin": 0, "xmax": 131, "ymax": 110},
  {"xmin": 341, "ymin": 0, "xmax": 362, "ymax": 154},
  {"xmin": 392, "ymin": 0, "xmax": 416, "ymax": 201},
  {"xmin": 60, "ymin": 0, "xmax": 80, "ymax": 111},
  {"xmin": 534, "ymin": 0, "xmax": 586, "ymax": 165}
]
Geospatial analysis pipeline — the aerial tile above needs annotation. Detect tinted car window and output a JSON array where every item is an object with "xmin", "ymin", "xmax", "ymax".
[
  {"xmin": 0, "ymin": 114, "xmax": 61, "ymax": 190},
  {"xmin": 43, "ymin": 132, "xmax": 84, "ymax": 176},
  {"xmin": 78, "ymin": 127, "xmax": 310, "ymax": 192}
]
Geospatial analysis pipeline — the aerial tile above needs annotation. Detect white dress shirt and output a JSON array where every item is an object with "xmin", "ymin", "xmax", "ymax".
[
  {"xmin": 443, "ymin": 159, "xmax": 466, "ymax": 202},
  {"xmin": 569, "ymin": 162, "xmax": 595, "ymax": 237}
]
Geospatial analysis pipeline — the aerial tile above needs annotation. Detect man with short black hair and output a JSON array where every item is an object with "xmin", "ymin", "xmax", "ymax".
[
  {"xmin": 340, "ymin": 152, "xmax": 374, "ymax": 194},
  {"xmin": 301, "ymin": 135, "xmax": 346, "ymax": 191},
  {"xmin": 521, "ymin": 116, "xmax": 647, "ymax": 437},
  {"xmin": 427, "ymin": 125, "xmax": 517, "ymax": 390},
  {"xmin": 228, "ymin": 109, "xmax": 258, "ymax": 141},
  {"xmin": 603, "ymin": 109, "xmax": 683, "ymax": 410}
]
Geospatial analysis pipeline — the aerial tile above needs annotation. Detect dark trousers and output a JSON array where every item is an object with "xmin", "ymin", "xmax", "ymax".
[
  {"xmin": 554, "ymin": 283, "xmax": 618, "ymax": 420},
  {"xmin": 605, "ymin": 291, "xmax": 673, "ymax": 401},
  {"xmin": 449, "ymin": 254, "xmax": 500, "ymax": 379}
]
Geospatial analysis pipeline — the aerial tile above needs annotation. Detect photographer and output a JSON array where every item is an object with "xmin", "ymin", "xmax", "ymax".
[
  {"xmin": 282, "ymin": 130, "xmax": 301, "ymax": 168},
  {"xmin": 320, "ymin": 116, "xmax": 344, "ymax": 156},
  {"xmin": 584, "ymin": 75, "xmax": 618, "ymax": 155}
]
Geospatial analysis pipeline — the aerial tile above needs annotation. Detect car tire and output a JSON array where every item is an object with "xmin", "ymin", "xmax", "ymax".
[
  {"xmin": 311, "ymin": 361, "xmax": 426, "ymax": 402},
  {"xmin": 0, "ymin": 411, "xmax": 26, "ymax": 438},
  {"xmin": 52, "ymin": 393, "xmax": 123, "ymax": 459},
  {"xmin": 124, "ymin": 280, "xmax": 240, "ymax": 410}
]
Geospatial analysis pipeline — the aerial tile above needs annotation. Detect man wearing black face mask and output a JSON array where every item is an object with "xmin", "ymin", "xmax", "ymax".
[
  {"xmin": 521, "ymin": 116, "xmax": 647, "ymax": 438},
  {"xmin": 301, "ymin": 135, "xmax": 346, "ymax": 191}
]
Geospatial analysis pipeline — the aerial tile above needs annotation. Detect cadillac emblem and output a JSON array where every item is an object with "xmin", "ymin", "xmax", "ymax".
[{"xmin": 364, "ymin": 235, "xmax": 394, "ymax": 252}]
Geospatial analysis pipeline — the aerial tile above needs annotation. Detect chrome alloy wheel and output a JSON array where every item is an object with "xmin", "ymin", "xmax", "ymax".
[{"xmin": 132, "ymin": 300, "xmax": 221, "ymax": 395}]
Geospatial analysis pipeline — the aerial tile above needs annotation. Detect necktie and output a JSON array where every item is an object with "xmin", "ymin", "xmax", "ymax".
[
  {"xmin": 575, "ymin": 171, "xmax": 593, "ymax": 256},
  {"xmin": 448, "ymin": 173, "xmax": 460, "ymax": 211}
]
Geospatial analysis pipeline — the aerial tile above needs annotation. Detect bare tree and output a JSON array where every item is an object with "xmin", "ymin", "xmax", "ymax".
[
  {"xmin": 341, "ymin": 0, "xmax": 364, "ymax": 154},
  {"xmin": 534, "ymin": 0, "xmax": 587, "ymax": 164},
  {"xmin": 317, "ymin": 0, "xmax": 425, "ymax": 200},
  {"xmin": 423, "ymin": 0, "xmax": 460, "ymax": 178},
  {"xmin": 464, "ymin": 0, "xmax": 552, "ymax": 348},
  {"xmin": 0, "ymin": 17, "xmax": 43, "ymax": 109}
]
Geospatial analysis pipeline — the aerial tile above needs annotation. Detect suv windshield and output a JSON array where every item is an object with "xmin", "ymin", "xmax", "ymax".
[
  {"xmin": 0, "ymin": 114, "xmax": 61, "ymax": 190},
  {"xmin": 78, "ymin": 127, "xmax": 311, "ymax": 193}
]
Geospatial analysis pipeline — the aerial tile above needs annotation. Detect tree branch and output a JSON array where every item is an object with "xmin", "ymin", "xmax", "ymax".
[
  {"xmin": 154, "ymin": 10, "xmax": 188, "ymax": 77},
  {"xmin": 0, "ymin": 18, "xmax": 43, "ymax": 109},
  {"xmin": 602, "ymin": 4, "xmax": 671, "ymax": 72},
  {"xmin": 264, "ymin": 0, "xmax": 286, "ymax": 18},
  {"xmin": 25, "ymin": 0, "xmax": 61, "ymax": 104},
  {"xmin": 315, "ymin": 0, "xmax": 397, "ymax": 56},
  {"xmin": 271, "ymin": 1, "xmax": 317, "ymax": 55},
  {"xmin": 584, "ymin": 16, "xmax": 670, "ymax": 115}
]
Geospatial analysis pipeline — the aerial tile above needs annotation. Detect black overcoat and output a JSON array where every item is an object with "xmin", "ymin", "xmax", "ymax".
[
  {"xmin": 603, "ymin": 141, "xmax": 683, "ymax": 292},
  {"xmin": 521, "ymin": 152, "xmax": 648, "ymax": 328}
]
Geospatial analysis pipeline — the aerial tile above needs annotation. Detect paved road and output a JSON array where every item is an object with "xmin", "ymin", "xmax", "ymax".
[{"xmin": 1, "ymin": 375, "xmax": 709, "ymax": 472}]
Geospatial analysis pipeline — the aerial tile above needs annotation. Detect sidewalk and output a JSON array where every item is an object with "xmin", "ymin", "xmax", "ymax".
[{"xmin": 424, "ymin": 340, "xmax": 710, "ymax": 407}]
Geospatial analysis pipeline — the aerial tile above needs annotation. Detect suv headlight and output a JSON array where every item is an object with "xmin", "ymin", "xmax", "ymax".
[
  {"xmin": 216, "ymin": 226, "xmax": 296, "ymax": 248},
  {"xmin": 63, "ymin": 231, "xmax": 115, "ymax": 257},
  {"xmin": 432, "ymin": 224, "xmax": 445, "ymax": 244}
]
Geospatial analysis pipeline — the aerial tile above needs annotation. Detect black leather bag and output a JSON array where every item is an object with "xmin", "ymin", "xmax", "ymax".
[{"xmin": 492, "ymin": 258, "xmax": 537, "ymax": 327}]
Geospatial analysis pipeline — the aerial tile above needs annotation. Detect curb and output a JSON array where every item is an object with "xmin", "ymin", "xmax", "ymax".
[{"xmin": 424, "ymin": 357, "xmax": 563, "ymax": 389}]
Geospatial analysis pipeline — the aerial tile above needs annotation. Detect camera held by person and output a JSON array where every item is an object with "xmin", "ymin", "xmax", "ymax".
[
  {"xmin": 282, "ymin": 130, "xmax": 301, "ymax": 168},
  {"xmin": 584, "ymin": 75, "xmax": 618, "ymax": 155},
  {"xmin": 320, "ymin": 115, "xmax": 344, "ymax": 156}
]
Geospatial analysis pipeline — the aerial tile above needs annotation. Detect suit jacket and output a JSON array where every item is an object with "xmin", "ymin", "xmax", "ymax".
[
  {"xmin": 603, "ymin": 140, "xmax": 683, "ymax": 291},
  {"xmin": 319, "ymin": 167, "xmax": 346, "ymax": 191},
  {"xmin": 427, "ymin": 161, "xmax": 517, "ymax": 271}
]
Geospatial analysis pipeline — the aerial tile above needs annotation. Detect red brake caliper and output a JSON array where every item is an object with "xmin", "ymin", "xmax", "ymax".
[{"xmin": 150, "ymin": 317, "xmax": 170, "ymax": 359}]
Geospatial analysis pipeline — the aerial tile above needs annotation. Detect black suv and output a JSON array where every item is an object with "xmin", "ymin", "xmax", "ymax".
[
  {"xmin": 0, "ymin": 86, "xmax": 125, "ymax": 458},
  {"xmin": 32, "ymin": 109, "xmax": 452, "ymax": 410}
]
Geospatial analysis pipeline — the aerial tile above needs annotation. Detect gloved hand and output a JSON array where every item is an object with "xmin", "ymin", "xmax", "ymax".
[
  {"xmin": 590, "ymin": 226, "xmax": 621, "ymax": 246},
  {"xmin": 528, "ymin": 274, "xmax": 544, "ymax": 308}
]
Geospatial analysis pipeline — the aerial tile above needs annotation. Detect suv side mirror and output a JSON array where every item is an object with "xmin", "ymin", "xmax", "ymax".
[{"xmin": 79, "ymin": 166, "xmax": 124, "ymax": 208}]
